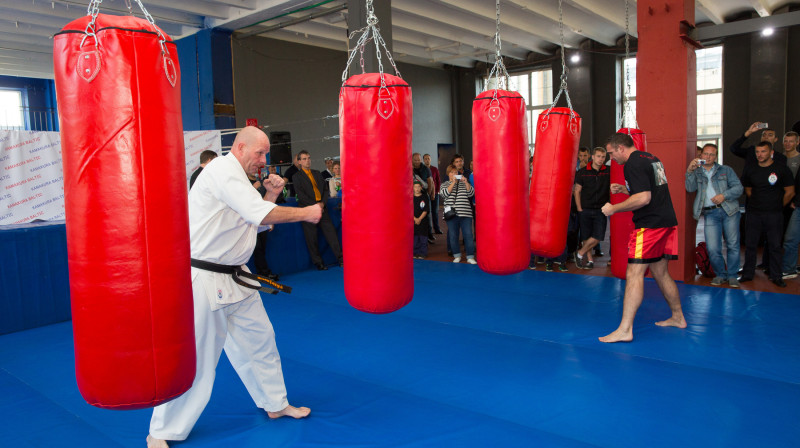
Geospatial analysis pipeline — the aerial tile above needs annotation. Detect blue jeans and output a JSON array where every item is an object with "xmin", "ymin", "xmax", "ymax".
[
  {"xmin": 447, "ymin": 216, "xmax": 475, "ymax": 257},
  {"xmin": 782, "ymin": 207, "xmax": 800, "ymax": 274},
  {"xmin": 703, "ymin": 207, "xmax": 740, "ymax": 279}
]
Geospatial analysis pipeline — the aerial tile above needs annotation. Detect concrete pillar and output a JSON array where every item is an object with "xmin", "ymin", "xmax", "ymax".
[{"xmin": 637, "ymin": 0, "xmax": 696, "ymax": 281}]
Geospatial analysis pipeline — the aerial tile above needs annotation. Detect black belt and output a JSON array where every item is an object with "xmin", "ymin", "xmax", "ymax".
[
  {"xmin": 190, "ymin": 258, "xmax": 291, "ymax": 295},
  {"xmin": 703, "ymin": 204, "xmax": 722, "ymax": 211}
]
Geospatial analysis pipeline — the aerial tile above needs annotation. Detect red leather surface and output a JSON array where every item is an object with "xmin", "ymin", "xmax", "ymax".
[
  {"xmin": 53, "ymin": 14, "xmax": 195, "ymax": 410},
  {"xmin": 472, "ymin": 90, "xmax": 530, "ymax": 275},
  {"xmin": 529, "ymin": 108, "xmax": 582, "ymax": 258},
  {"xmin": 340, "ymin": 73, "xmax": 413, "ymax": 314},
  {"xmin": 609, "ymin": 128, "xmax": 646, "ymax": 279}
]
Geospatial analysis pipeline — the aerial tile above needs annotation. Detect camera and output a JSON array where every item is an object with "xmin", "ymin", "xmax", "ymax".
[
  {"xmin": 756, "ymin": 122, "xmax": 769, "ymax": 129},
  {"xmin": 455, "ymin": 174, "xmax": 463, "ymax": 180},
  {"xmin": 698, "ymin": 159, "xmax": 706, "ymax": 165}
]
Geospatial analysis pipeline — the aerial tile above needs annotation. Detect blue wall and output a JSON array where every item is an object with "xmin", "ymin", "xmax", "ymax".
[
  {"xmin": 175, "ymin": 30, "xmax": 215, "ymax": 131},
  {"xmin": 0, "ymin": 75, "xmax": 59, "ymax": 132}
]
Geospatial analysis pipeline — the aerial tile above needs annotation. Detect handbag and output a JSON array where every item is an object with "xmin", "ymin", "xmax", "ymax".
[{"xmin": 443, "ymin": 181, "xmax": 458, "ymax": 220}]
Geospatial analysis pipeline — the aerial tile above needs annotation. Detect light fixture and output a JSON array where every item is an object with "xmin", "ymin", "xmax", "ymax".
[
  {"xmin": 570, "ymin": 54, "xmax": 580, "ymax": 63},
  {"xmin": 762, "ymin": 27, "xmax": 774, "ymax": 36}
]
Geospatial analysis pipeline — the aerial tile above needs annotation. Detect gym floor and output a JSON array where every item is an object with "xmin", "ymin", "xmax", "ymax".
[{"xmin": 1, "ymin": 256, "xmax": 798, "ymax": 447}]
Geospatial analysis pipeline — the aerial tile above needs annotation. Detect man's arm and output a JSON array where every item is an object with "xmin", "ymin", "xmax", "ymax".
[
  {"xmin": 783, "ymin": 186, "xmax": 796, "ymax": 207},
  {"xmin": 730, "ymin": 123, "xmax": 761, "ymax": 159},
  {"xmin": 723, "ymin": 167, "xmax": 744, "ymax": 200},
  {"xmin": 744, "ymin": 187, "xmax": 752, "ymax": 198},
  {"xmin": 426, "ymin": 176, "xmax": 434, "ymax": 197},
  {"xmin": 601, "ymin": 191, "xmax": 651, "ymax": 216},
  {"xmin": 260, "ymin": 203, "xmax": 322, "ymax": 226},
  {"xmin": 573, "ymin": 184, "xmax": 583, "ymax": 212}
]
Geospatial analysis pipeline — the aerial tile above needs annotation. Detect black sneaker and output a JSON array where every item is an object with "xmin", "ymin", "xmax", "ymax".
[
  {"xmin": 772, "ymin": 278, "xmax": 787, "ymax": 287},
  {"xmin": 583, "ymin": 261, "xmax": 594, "ymax": 270},
  {"xmin": 557, "ymin": 263, "xmax": 568, "ymax": 272},
  {"xmin": 574, "ymin": 252, "xmax": 584, "ymax": 269},
  {"xmin": 545, "ymin": 263, "xmax": 554, "ymax": 272}
]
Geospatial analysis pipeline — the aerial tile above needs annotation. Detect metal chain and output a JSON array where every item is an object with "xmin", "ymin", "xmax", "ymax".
[
  {"xmin": 486, "ymin": 0, "xmax": 509, "ymax": 95},
  {"xmin": 341, "ymin": 0, "xmax": 401, "ymax": 83},
  {"xmin": 622, "ymin": 0, "xmax": 637, "ymax": 130},
  {"xmin": 82, "ymin": 0, "xmax": 168, "ymax": 53},
  {"xmin": 545, "ymin": 0, "xmax": 575, "ymax": 121}
]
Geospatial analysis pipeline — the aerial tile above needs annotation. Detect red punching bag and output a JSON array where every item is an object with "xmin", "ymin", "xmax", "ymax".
[
  {"xmin": 53, "ymin": 11, "xmax": 195, "ymax": 409},
  {"xmin": 609, "ymin": 128, "xmax": 647, "ymax": 279},
  {"xmin": 340, "ymin": 73, "xmax": 413, "ymax": 313},
  {"xmin": 473, "ymin": 90, "xmax": 530, "ymax": 274},
  {"xmin": 530, "ymin": 108, "xmax": 582, "ymax": 258}
]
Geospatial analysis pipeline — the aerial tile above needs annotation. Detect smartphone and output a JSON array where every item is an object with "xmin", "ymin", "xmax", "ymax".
[{"xmin": 756, "ymin": 122, "xmax": 769, "ymax": 129}]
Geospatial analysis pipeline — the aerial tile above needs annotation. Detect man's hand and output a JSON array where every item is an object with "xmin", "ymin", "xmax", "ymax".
[
  {"xmin": 263, "ymin": 174, "xmax": 285, "ymax": 195},
  {"xmin": 252, "ymin": 180, "xmax": 262, "ymax": 189},
  {"xmin": 610, "ymin": 183, "xmax": 628, "ymax": 195},
  {"xmin": 745, "ymin": 122, "xmax": 762, "ymax": 138},
  {"xmin": 414, "ymin": 217, "xmax": 421, "ymax": 225},
  {"xmin": 687, "ymin": 159, "xmax": 701, "ymax": 173},
  {"xmin": 711, "ymin": 193, "xmax": 725, "ymax": 205},
  {"xmin": 305, "ymin": 204, "xmax": 322, "ymax": 224},
  {"xmin": 601, "ymin": 202, "xmax": 615, "ymax": 217}
]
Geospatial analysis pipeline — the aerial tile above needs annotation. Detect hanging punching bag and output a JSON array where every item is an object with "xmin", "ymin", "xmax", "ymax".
[
  {"xmin": 340, "ymin": 73, "xmax": 413, "ymax": 313},
  {"xmin": 529, "ymin": 107, "xmax": 582, "ymax": 258},
  {"xmin": 609, "ymin": 128, "xmax": 646, "ymax": 279},
  {"xmin": 53, "ymin": 13, "xmax": 195, "ymax": 410},
  {"xmin": 472, "ymin": 90, "xmax": 530, "ymax": 274}
]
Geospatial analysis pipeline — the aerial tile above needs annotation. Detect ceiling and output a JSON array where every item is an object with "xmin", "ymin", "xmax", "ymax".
[{"xmin": 0, "ymin": 0, "xmax": 797, "ymax": 79}]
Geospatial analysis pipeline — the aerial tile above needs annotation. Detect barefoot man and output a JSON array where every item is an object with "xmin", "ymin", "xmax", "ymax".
[
  {"xmin": 599, "ymin": 133, "xmax": 687, "ymax": 343},
  {"xmin": 147, "ymin": 127, "xmax": 319, "ymax": 447}
]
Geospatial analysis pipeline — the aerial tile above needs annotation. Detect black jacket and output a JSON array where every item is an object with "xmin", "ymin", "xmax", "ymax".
[{"xmin": 292, "ymin": 169, "xmax": 330, "ymax": 207}]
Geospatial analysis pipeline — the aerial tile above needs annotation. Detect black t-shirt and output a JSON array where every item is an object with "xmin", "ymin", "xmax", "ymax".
[
  {"xmin": 283, "ymin": 165, "xmax": 299, "ymax": 197},
  {"xmin": 741, "ymin": 162, "xmax": 794, "ymax": 213},
  {"xmin": 413, "ymin": 193, "xmax": 431, "ymax": 236},
  {"xmin": 413, "ymin": 165, "xmax": 432, "ymax": 187},
  {"xmin": 624, "ymin": 151, "xmax": 678, "ymax": 228},
  {"xmin": 794, "ymin": 169, "xmax": 800, "ymax": 207},
  {"xmin": 575, "ymin": 164, "xmax": 610, "ymax": 209}
]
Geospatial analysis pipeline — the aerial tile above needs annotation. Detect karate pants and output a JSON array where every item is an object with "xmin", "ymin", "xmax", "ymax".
[{"xmin": 149, "ymin": 278, "xmax": 289, "ymax": 441}]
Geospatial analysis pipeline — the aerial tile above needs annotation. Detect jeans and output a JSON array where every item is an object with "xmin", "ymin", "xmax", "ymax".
[
  {"xmin": 703, "ymin": 207, "xmax": 740, "ymax": 279},
  {"xmin": 428, "ymin": 194, "xmax": 442, "ymax": 233},
  {"xmin": 447, "ymin": 216, "xmax": 475, "ymax": 257},
  {"xmin": 782, "ymin": 207, "xmax": 800, "ymax": 274}
]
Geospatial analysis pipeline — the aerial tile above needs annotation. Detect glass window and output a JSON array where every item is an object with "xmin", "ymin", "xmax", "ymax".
[
  {"xmin": 0, "ymin": 90, "xmax": 24, "ymax": 129},
  {"xmin": 486, "ymin": 68, "xmax": 552, "ymax": 153}
]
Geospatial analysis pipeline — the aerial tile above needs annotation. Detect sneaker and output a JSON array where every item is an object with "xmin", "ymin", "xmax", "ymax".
[
  {"xmin": 557, "ymin": 263, "xmax": 568, "ymax": 272},
  {"xmin": 728, "ymin": 278, "xmax": 740, "ymax": 288},
  {"xmin": 710, "ymin": 277, "xmax": 725, "ymax": 285},
  {"xmin": 453, "ymin": 257, "xmax": 461, "ymax": 263},
  {"xmin": 574, "ymin": 252, "xmax": 584, "ymax": 269},
  {"xmin": 466, "ymin": 258, "xmax": 477, "ymax": 265},
  {"xmin": 783, "ymin": 271, "xmax": 798, "ymax": 280},
  {"xmin": 772, "ymin": 278, "xmax": 787, "ymax": 287},
  {"xmin": 528, "ymin": 265, "xmax": 536, "ymax": 270},
  {"xmin": 583, "ymin": 261, "xmax": 594, "ymax": 270},
  {"xmin": 536, "ymin": 257, "xmax": 545, "ymax": 265},
  {"xmin": 545, "ymin": 263, "xmax": 554, "ymax": 272}
]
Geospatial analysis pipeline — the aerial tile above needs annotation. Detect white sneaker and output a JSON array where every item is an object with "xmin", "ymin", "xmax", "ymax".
[
  {"xmin": 466, "ymin": 258, "xmax": 477, "ymax": 265},
  {"xmin": 453, "ymin": 257, "xmax": 461, "ymax": 263}
]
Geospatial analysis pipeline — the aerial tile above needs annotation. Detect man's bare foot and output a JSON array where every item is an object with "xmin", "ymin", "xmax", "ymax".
[
  {"xmin": 655, "ymin": 316, "xmax": 687, "ymax": 328},
  {"xmin": 146, "ymin": 435, "xmax": 169, "ymax": 448},
  {"xmin": 598, "ymin": 328, "xmax": 633, "ymax": 343},
  {"xmin": 267, "ymin": 405, "xmax": 311, "ymax": 419}
]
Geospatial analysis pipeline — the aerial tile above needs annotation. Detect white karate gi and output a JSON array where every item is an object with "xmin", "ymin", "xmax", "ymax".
[{"xmin": 150, "ymin": 153, "xmax": 288, "ymax": 441}]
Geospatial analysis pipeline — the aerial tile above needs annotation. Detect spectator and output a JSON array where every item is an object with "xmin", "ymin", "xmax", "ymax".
[
  {"xmin": 685, "ymin": 143, "xmax": 744, "ymax": 287},
  {"xmin": 321, "ymin": 157, "xmax": 335, "ymax": 180},
  {"xmin": 783, "ymin": 131, "xmax": 799, "ymax": 177},
  {"xmin": 739, "ymin": 142, "xmax": 795, "ymax": 287},
  {"xmin": 574, "ymin": 147, "xmax": 611, "ymax": 270},
  {"xmin": 577, "ymin": 146, "xmax": 590, "ymax": 170},
  {"xmin": 423, "ymin": 153, "xmax": 443, "ymax": 235},
  {"xmin": 248, "ymin": 173, "xmax": 279, "ymax": 281},
  {"xmin": 412, "ymin": 152, "xmax": 435, "ymax": 244},
  {"xmin": 327, "ymin": 161, "xmax": 342, "ymax": 198},
  {"xmin": 412, "ymin": 180, "xmax": 430, "ymax": 259},
  {"xmin": 282, "ymin": 153, "xmax": 302, "ymax": 197},
  {"xmin": 292, "ymin": 151, "xmax": 344, "ymax": 271},
  {"xmin": 440, "ymin": 164, "xmax": 476, "ymax": 264},
  {"xmin": 189, "ymin": 150, "xmax": 218, "ymax": 189},
  {"xmin": 781, "ymin": 168, "xmax": 800, "ymax": 280},
  {"xmin": 730, "ymin": 122, "xmax": 787, "ymax": 166}
]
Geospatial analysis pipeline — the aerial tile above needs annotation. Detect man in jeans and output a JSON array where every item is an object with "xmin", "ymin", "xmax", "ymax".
[
  {"xmin": 685, "ymin": 144, "xmax": 744, "ymax": 287},
  {"xmin": 782, "ymin": 169, "xmax": 800, "ymax": 280}
]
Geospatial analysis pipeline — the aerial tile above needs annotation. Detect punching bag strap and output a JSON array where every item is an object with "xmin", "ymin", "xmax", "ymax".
[{"xmin": 190, "ymin": 258, "xmax": 292, "ymax": 295}]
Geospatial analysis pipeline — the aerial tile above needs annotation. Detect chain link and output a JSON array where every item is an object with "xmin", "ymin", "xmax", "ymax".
[
  {"xmin": 486, "ymin": 0, "xmax": 509, "ymax": 96},
  {"xmin": 544, "ymin": 0, "xmax": 576, "ymax": 122},
  {"xmin": 621, "ymin": 0, "xmax": 638, "ymax": 130},
  {"xmin": 82, "ymin": 0, "xmax": 168, "ymax": 53},
  {"xmin": 341, "ymin": 0, "xmax": 401, "ymax": 84}
]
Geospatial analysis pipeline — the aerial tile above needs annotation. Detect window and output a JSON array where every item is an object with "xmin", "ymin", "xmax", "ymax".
[
  {"xmin": 0, "ymin": 90, "xmax": 24, "ymax": 129},
  {"xmin": 486, "ymin": 68, "xmax": 553, "ymax": 154},
  {"xmin": 621, "ymin": 46, "xmax": 723, "ymax": 161}
]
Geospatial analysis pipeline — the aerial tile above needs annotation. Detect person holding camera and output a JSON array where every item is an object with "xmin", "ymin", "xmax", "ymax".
[
  {"xmin": 440, "ymin": 164, "xmax": 476, "ymax": 264},
  {"xmin": 685, "ymin": 143, "xmax": 744, "ymax": 287},
  {"xmin": 730, "ymin": 122, "xmax": 786, "ymax": 167}
]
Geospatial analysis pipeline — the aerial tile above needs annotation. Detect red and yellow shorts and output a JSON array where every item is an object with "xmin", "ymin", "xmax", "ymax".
[{"xmin": 627, "ymin": 226, "xmax": 678, "ymax": 264}]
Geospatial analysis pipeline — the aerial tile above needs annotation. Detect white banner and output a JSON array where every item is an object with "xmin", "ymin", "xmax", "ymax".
[
  {"xmin": 184, "ymin": 130, "xmax": 222, "ymax": 188},
  {"xmin": 0, "ymin": 130, "xmax": 222, "ymax": 225},
  {"xmin": 0, "ymin": 131, "xmax": 64, "ymax": 225}
]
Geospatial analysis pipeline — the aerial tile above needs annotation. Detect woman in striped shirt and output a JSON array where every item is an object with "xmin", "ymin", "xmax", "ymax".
[{"xmin": 440, "ymin": 164, "xmax": 476, "ymax": 264}]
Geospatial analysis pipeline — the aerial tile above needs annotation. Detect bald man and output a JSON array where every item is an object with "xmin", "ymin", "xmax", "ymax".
[{"xmin": 147, "ymin": 127, "xmax": 320, "ymax": 448}]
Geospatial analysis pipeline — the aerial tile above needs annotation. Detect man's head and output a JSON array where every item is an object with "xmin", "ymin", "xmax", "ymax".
[
  {"xmin": 199, "ymin": 150, "xmax": 218, "ymax": 167},
  {"xmin": 451, "ymin": 154, "xmax": 464, "ymax": 171},
  {"xmin": 413, "ymin": 180, "xmax": 423, "ymax": 195},
  {"xmin": 412, "ymin": 153, "xmax": 422, "ymax": 168},
  {"xmin": 231, "ymin": 126, "xmax": 270, "ymax": 176},
  {"xmin": 294, "ymin": 153, "xmax": 302, "ymax": 168},
  {"xmin": 695, "ymin": 146, "xmax": 703, "ymax": 159},
  {"xmin": 298, "ymin": 150, "xmax": 312, "ymax": 170},
  {"xmin": 605, "ymin": 133, "xmax": 636, "ymax": 165},
  {"xmin": 324, "ymin": 157, "xmax": 334, "ymax": 171},
  {"xmin": 783, "ymin": 131, "xmax": 799, "ymax": 154},
  {"xmin": 332, "ymin": 160, "xmax": 341, "ymax": 176},
  {"xmin": 423, "ymin": 154, "xmax": 432, "ymax": 167},
  {"xmin": 761, "ymin": 128, "xmax": 777, "ymax": 144},
  {"xmin": 591, "ymin": 147, "xmax": 606, "ymax": 168},
  {"xmin": 578, "ymin": 147, "xmax": 590, "ymax": 166},
  {"xmin": 700, "ymin": 143, "xmax": 718, "ymax": 166},
  {"xmin": 267, "ymin": 165, "xmax": 277, "ymax": 174},
  {"xmin": 755, "ymin": 141, "xmax": 773, "ymax": 164}
]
